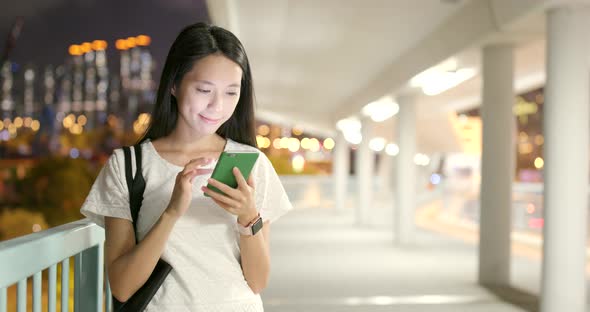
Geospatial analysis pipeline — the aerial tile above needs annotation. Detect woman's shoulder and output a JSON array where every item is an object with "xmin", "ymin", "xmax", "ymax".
[
  {"xmin": 107, "ymin": 143, "xmax": 142, "ymax": 161},
  {"xmin": 106, "ymin": 140, "xmax": 155, "ymax": 170}
]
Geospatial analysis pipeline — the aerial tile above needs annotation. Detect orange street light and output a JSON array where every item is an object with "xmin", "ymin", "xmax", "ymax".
[
  {"xmin": 68, "ymin": 44, "xmax": 82, "ymax": 56},
  {"xmin": 136, "ymin": 35, "xmax": 151, "ymax": 46},
  {"xmin": 115, "ymin": 39, "xmax": 128, "ymax": 50},
  {"xmin": 80, "ymin": 42, "xmax": 92, "ymax": 53},
  {"xmin": 126, "ymin": 37, "xmax": 137, "ymax": 48},
  {"xmin": 92, "ymin": 40, "xmax": 108, "ymax": 51}
]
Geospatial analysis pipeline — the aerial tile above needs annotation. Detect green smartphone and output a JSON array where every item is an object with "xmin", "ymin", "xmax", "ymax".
[{"xmin": 204, "ymin": 151, "xmax": 260, "ymax": 197}]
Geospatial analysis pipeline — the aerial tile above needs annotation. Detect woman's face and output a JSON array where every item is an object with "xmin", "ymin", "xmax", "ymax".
[{"xmin": 173, "ymin": 53, "xmax": 243, "ymax": 136}]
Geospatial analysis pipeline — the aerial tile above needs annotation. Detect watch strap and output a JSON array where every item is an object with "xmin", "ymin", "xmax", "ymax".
[{"xmin": 237, "ymin": 214, "xmax": 263, "ymax": 236}]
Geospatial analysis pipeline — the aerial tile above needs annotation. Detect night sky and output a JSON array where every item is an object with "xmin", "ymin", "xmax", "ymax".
[{"xmin": 0, "ymin": 0, "xmax": 210, "ymax": 78}]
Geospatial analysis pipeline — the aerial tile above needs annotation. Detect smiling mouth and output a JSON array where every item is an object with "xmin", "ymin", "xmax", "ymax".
[{"xmin": 199, "ymin": 114, "xmax": 222, "ymax": 124}]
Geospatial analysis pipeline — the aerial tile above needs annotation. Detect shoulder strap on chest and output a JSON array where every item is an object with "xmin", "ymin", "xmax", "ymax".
[{"xmin": 122, "ymin": 144, "xmax": 146, "ymax": 243}]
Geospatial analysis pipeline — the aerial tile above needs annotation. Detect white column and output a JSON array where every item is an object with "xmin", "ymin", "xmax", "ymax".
[
  {"xmin": 356, "ymin": 118, "xmax": 374, "ymax": 225},
  {"xmin": 377, "ymin": 150, "xmax": 392, "ymax": 193},
  {"xmin": 394, "ymin": 96, "xmax": 416, "ymax": 244},
  {"xmin": 541, "ymin": 6, "xmax": 589, "ymax": 312},
  {"xmin": 333, "ymin": 132, "xmax": 350, "ymax": 212},
  {"xmin": 478, "ymin": 44, "xmax": 514, "ymax": 286}
]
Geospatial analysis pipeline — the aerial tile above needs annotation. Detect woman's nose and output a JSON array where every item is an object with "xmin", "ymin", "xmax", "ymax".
[{"xmin": 208, "ymin": 93, "xmax": 223, "ymax": 112}]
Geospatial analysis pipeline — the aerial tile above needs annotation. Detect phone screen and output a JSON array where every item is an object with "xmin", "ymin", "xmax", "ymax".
[{"xmin": 204, "ymin": 151, "xmax": 260, "ymax": 197}]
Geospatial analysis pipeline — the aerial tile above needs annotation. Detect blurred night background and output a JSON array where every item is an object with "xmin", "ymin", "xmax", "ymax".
[{"xmin": 0, "ymin": 0, "xmax": 335, "ymax": 241}]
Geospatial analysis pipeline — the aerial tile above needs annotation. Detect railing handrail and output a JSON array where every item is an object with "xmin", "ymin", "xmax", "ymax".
[{"xmin": 0, "ymin": 218, "xmax": 105, "ymax": 288}]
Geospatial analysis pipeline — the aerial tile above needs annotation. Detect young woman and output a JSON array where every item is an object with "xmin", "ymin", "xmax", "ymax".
[{"xmin": 81, "ymin": 22, "xmax": 292, "ymax": 311}]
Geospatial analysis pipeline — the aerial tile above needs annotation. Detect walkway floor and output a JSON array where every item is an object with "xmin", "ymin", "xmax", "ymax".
[{"xmin": 262, "ymin": 208, "xmax": 538, "ymax": 312}]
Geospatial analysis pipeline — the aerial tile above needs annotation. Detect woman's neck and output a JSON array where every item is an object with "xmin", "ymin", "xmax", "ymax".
[{"xmin": 156, "ymin": 126, "xmax": 225, "ymax": 154}]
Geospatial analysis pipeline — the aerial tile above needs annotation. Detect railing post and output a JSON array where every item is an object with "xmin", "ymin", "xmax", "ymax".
[
  {"xmin": 74, "ymin": 243, "xmax": 103, "ymax": 312},
  {"xmin": 0, "ymin": 287, "xmax": 5, "ymax": 312},
  {"xmin": 105, "ymin": 275, "xmax": 113, "ymax": 312}
]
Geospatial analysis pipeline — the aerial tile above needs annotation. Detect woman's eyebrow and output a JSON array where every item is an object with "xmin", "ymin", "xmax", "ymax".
[{"xmin": 196, "ymin": 80, "xmax": 241, "ymax": 88}]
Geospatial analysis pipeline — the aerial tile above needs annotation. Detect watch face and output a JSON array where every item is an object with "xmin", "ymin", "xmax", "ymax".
[{"xmin": 251, "ymin": 217, "xmax": 263, "ymax": 235}]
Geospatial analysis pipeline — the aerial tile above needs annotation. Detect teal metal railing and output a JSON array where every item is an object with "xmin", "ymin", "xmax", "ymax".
[{"xmin": 0, "ymin": 219, "xmax": 108, "ymax": 312}]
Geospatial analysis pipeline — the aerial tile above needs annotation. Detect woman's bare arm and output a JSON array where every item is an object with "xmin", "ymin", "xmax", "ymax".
[{"xmin": 104, "ymin": 212, "xmax": 178, "ymax": 302}]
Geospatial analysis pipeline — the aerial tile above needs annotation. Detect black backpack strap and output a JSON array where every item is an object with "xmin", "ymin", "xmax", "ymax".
[
  {"xmin": 122, "ymin": 146, "xmax": 134, "ymax": 199},
  {"xmin": 122, "ymin": 144, "xmax": 146, "ymax": 244},
  {"xmin": 130, "ymin": 144, "xmax": 146, "ymax": 236}
]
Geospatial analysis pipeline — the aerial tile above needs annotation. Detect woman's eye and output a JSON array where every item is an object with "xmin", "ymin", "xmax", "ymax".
[
  {"xmin": 227, "ymin": 92, "xmax": 239, "ymax": 96},
  {"xmin": 197, "ymin": 88, "xmax": 211, "ymax": 93}
]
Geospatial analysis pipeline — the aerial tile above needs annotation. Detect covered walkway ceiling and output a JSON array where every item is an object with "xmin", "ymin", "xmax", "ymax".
[{"xmin": 207, "ymin": 0, "xmax": 579, "ymax": 153}]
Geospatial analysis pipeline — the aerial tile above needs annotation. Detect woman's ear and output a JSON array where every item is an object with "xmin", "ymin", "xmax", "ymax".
[{"xmin": 171, "ymin": 86, "xmax": 176, "ymax": 97}]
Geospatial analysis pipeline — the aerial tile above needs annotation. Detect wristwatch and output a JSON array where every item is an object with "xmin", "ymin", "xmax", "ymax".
[{"xmin": 237, "ymin": 214, "xmax": 263, "ymax": 236}]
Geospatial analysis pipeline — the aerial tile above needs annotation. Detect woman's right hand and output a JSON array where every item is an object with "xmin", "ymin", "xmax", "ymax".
[{"xmin": 165, "ymin": 157, "xmax": 214, "ymax": 219}]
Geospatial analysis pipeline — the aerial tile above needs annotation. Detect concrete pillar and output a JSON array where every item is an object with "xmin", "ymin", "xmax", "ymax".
[
  {"xmin": 394, "ymin": 96, "xmax": 417, "ymax": 244},
  {"xmin": 356, "ymin": 118, "xmax": 374, "ymax": 225},
  {"xmin": 541, "ymin": 6, "xmax": 590, "ymax": 312},
  {"xmin": 478, "ymin": 44, "xmax": 514, "ymax": 286},
  {"xmin": 377, "ymin": 150, "xmax": 392, "ymax": 194},
  {"xmin": 333, "ymin": 131, "xmax": 350, "ymax": 212}
]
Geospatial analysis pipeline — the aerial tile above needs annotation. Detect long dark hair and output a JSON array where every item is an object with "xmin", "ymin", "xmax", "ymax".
[{"xmin": 139, "ymin": 22, "xmax": 256, "ymax": 147}]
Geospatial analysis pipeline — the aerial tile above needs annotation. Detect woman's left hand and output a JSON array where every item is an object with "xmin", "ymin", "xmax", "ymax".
[{"xmin": 202, "ymin": 167, "xmax": 258, "ymax": 225}]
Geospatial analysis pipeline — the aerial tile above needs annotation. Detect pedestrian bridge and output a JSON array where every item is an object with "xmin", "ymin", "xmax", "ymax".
[
  {"xmin": 2, "ymin": 0, "xmax": 590, "ymax": 311},
  {"xmin": 1, "ymin": 176, "xmax": 588, "ymax": 311}
]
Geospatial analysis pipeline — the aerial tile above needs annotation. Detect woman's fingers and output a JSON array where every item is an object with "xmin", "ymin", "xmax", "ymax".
[
  {"xmin": 233, "ymin": 167, "xmax": 246, "ymax": 187},
  {"xmin": 247, "ymin": 174, "xmax": 255, "ymax": 188},
  {"xmin": 193, "ymin": 168, "xmax": 213, "ymax": 176},
  {"xmin": 233, "ymin": 167, "xmax": 255, "ymax": 192},
  {"xmin": 188, "ymin": 169, "xmax": 210, "ymax": 183},
  {"xmin": 182, "ymin": 159, "xmax": 211, "ymax": 175},
  {"xmin": 206, "ymin": 178, "xmax": 241, "ymax": 198},
  {"xmin": 201, "ymin": 186, "xmax": 240, "ymax": 207},
  {"xmin": 181, "ymin": 152, "xmax": 219, "ymax": 175}
]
